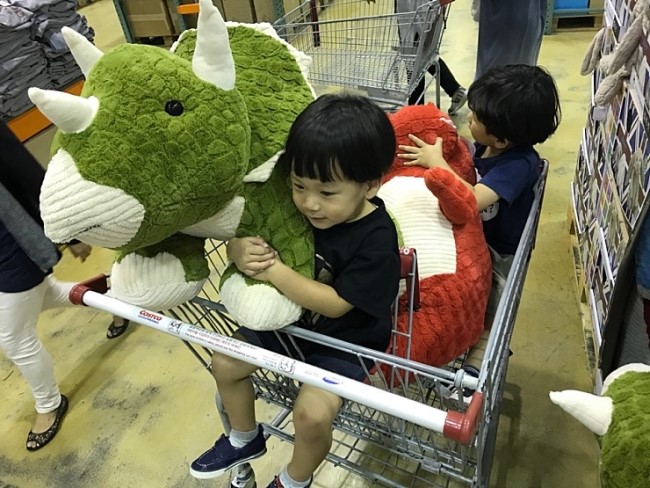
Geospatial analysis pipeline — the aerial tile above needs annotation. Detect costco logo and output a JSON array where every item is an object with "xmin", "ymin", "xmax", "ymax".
[{"xmin": 138, "ymin": 310, "xmax": 162, "ymax": 324}]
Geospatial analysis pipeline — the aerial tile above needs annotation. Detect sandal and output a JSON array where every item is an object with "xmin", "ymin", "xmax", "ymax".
[
  {"xmin": 106, "ymin": 319, "xmax": 130, "ymax": 339},
  {"xmin": 26, "ymin": 394, "xmax": 69, "ymax": 451}
]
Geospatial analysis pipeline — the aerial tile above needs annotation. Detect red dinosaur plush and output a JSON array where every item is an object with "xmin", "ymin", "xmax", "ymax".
[{"xmin": 379, "ymin": 104, "xmax": 492, "ymax": 366}]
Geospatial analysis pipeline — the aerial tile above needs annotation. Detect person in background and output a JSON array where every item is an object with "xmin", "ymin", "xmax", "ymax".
[
  {"xmin": 634, "ymin": 214, "xmax": 650, "ymax": 347},
  {"xmin": 409, "ymin": 58, "xmax": 468, "ymax": 115},
  {"xmin": 0, "ymin": 120, "xmax": 126, "ymax": 450},
  {"xmin": 475, "ymin": 0, "xmax": 547, "ymax": 78}
]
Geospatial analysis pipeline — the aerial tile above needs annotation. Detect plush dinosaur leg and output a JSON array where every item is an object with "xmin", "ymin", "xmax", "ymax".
[
  {"xmin": 219, "ymin": 264, "xmax": 302, "ymax": 331},
  {"xmin": 219, "ymin": 154, "xmax": 313, "ymax": 331},
  {"xmin": 111, "ymin": 234, "xmax": 209, "ymax": 311}
]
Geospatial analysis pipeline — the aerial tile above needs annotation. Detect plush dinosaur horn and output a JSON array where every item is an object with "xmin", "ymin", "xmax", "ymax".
[
  {"xmin": 549, "ymin": 390, "xmax": 613, "ymax": 436},
  {"xmin": 61, "ymin": 26, "xmax": 103, "ymax": 78},
  {"xmin": 192, "ymin": 0, "xmax": 235, "ymax": 90},
  {"xmin": 28, "ymin": 88, "xmax": 99, "ymax": 134}
]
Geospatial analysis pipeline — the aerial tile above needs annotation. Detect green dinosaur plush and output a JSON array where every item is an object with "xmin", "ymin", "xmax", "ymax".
[
  {"xmin": 30, "ymin": 0, "xmax": 315, "ymax": 329},
  {"xmin": 550, "ymin": 363, "xmax": 650, "ymax": 487}
]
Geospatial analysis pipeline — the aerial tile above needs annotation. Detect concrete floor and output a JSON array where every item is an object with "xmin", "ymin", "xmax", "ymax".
[{"xmin": 1, "ymin": 1, "xmax": 601, "ymax": 487}]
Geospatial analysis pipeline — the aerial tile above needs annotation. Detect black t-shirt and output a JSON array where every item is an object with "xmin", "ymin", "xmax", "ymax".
[{"xmin": 299, "ymin": 197, "xmax": 400, "ymax": 353}]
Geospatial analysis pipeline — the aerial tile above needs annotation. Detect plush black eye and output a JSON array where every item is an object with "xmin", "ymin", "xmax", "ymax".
[{"xmin": 165, "ymin": 100, "xmax": 184, "ymax": 116}]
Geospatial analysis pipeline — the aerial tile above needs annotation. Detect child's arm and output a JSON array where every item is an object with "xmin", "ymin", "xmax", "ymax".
[
  {"xmin": 398, "ymin": 135, "xmax": 499, "ymax": 211},
  {"xmin": 258, "ymin": 260, "xmax": 353, "ymax": 318},
  {"xmin": 228, "ymin": 237, "xmax": 353, "ymax": 318}
]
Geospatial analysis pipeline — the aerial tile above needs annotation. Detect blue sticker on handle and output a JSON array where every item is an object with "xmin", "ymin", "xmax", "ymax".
[{"xmin": 323, "ymin": 376, "xmax": 341, "ymax": 385}]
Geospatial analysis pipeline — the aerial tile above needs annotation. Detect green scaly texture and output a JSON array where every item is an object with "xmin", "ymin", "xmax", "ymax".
[
  {"xmin": 600, "ymin": 371, "xmax": 650, "ymax": 488},
  {"xmin": 174, "ymin": 27, "xmax": 315, "ymax": 172},
  {"xmin": 52, "ymin": 43, "xmax": 251, "ymax": 254},
  {"xmin": 176, "ymin": 27, "xmax": 315, "ymax": 281}
]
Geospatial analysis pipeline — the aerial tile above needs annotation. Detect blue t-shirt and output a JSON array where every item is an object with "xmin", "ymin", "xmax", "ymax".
[
  {"xmin": 474, "ymin": 145, "xmax": 541, "ymax": 255},
  {"xmin": 0, "ymin": 220, "xmax": 48, "ymax": 292}
]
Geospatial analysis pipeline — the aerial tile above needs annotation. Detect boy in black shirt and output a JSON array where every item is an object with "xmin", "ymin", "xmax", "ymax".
[{"xmin": 190, "ymin": 95, "xmax": 401, "ymax": 488}]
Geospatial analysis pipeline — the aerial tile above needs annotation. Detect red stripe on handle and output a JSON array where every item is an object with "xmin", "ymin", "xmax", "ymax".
[
  {"xmin": 443, "ymin": 392, "xmax": 484, "ymax": 445},
  {"xmin": 69, "ymin": 274, "xmax": 109, "ymax": 305}
]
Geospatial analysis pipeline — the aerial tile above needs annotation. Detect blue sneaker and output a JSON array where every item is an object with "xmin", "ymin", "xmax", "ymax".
[
  {"xmin": 267, "ymin": 475, "xmax": 312, "ymax": 487},
  {"xmin": 190, "ymin": 426, "xmax": 267, "ymax": 479}
]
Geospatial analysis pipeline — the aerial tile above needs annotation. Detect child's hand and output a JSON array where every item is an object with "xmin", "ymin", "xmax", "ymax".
[
  {"xmin": 398, "ymin": 135, "xmax": 446, "ymax": 169},
  {"xmin": 250, "ymin": 253, "xmax": 285, "ymax": 282},
  {"xmin": 227, "ymin": 236, "xmax": 276, "ymax": 277}
]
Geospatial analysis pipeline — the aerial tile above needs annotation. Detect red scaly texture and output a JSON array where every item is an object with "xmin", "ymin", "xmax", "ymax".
[{"xmin": 384, "ymin": 104, "xmax": 492, "ymax": 367}]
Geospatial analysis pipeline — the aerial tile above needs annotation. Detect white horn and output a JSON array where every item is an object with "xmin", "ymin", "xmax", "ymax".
[
  {"xmin": 28, "ymin": 88, "xmax": 99, "ymax": 134},
  {"xmin": 61, "ymin": 26, "xmax": 103, "ymax": 78},
  {"xmin": 192, "ymin": 0, "xmax": 235, "ymax": 90},
  {"xmin": 549, "ymin": 390, "xmax": 613, "ymax": 436}
]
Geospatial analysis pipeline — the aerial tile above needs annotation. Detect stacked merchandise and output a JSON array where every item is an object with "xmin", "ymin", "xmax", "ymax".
[
  {"xmin": 0, "ymin": 0, "xmax": 94, "ymax": 120},
  {"xmin": 0, "ymin": 0, "xmax": 51, "ymax": 120},
  {"xmin": 25, "ymin": 0, "xmax": 94, "ymax": 87},
  {"xmin": 571, "ymin": 0, "xmax": 650, "ymax": 388}
]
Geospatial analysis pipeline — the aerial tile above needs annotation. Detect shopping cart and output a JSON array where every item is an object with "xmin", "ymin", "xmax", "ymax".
[
  {"xmin": 70, "ymin": 160, "xmax": 548, "ymax": 488},
  {"xmin": 273, "ymin": 0, "xmax": 451, "ymax": 109}
]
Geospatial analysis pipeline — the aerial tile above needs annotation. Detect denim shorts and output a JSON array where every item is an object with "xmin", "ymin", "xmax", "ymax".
[{"xmin": 237, "ymin": 327, "xmax": 370, "ymax": 382}]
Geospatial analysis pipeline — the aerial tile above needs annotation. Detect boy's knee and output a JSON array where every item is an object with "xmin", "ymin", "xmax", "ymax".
[
  {"xmin": 293, "ymin": 390, "xmax": 340, "ymax": 433},
  {"xmin": 293, "ymin": 402, "xmax": 334, "ymax": 433},
  {"xmin": 211, "ymin": 352, "xmax": 248, "ymax": 381}
]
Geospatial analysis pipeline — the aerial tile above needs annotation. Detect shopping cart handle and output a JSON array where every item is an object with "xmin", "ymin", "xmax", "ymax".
[
  {"xmin": 69, "ymin": 274, "xmax": 109, "ymax": 305},
  {"xmin": 443, "ymin": 392, "xmax": 484, "ymax": 445}
]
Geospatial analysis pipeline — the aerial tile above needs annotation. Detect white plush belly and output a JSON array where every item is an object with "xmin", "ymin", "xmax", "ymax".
[{"xmin": 378, "ymin": 176, "xmax": 457, "ymax": 279}]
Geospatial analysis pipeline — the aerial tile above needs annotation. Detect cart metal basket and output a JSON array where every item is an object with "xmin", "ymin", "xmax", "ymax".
[
  {"xmin": 273, "ymin": 0, "xmax": 450, "ymax": 108},
  {"xmin": 71, "ymin": 161, "xmax": 549, "ymax": 487},
  {"xmin": 71, "ymin": 154, "xmax": 548, "ymax": 488}
]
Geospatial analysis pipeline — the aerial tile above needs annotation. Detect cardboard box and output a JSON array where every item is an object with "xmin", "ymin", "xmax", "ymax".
[
  {"xmin": 282, "ymin": 0, "xmax": 302, "ymax": 15},
  {"xmin": 222, "ymin": 0, "xmax": 255, "ymax": 22},
  {"xmin": 123, "ymin": 0, "xmax": 175, "ymax": 38},
  {"xmin": 166, "ymin": 0, "xmax": 226, "ymax": 35},
  {"xmin": 222, "ymin": 0, "xmax": 279, "ymax": 23},
  {"xmin": 252, "ymin": 0, "xmax": 278, "ymax": 23}
]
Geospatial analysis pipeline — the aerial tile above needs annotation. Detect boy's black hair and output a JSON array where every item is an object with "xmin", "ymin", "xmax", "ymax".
[
  {"xmin": 282, "ymin": 93, "xmax": 396, "ymax": 183},
  {"xmin": 467, "ymin": 64, "xmax": 561, "ymax": 147}
]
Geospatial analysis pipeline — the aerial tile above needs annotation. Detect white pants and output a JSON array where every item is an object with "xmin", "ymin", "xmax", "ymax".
[{"xmin": 0, "ymin": 276, "xmax": 74, "ymax": 413}]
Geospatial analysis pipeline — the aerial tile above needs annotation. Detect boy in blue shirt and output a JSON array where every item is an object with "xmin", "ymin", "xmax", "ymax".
[{"xmin": 397, "ymin": 64, "xmax": 561, "ymax": 263}]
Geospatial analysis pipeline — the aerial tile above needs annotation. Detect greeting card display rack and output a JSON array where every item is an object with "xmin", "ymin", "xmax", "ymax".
[{"xmin": 570, "ymin": 0, "xmax": 650, "ymax": 391}]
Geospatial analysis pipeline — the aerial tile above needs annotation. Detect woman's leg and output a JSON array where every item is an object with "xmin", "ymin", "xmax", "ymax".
[
  {"xmin": 41, "ymin": 275, "xmax": 75, "ymax": 311},
  {"xmin": 437, "ymin": 58, "xmax": 461, "ymax": 98},
  {"xmin": 0, "ymin": 282, "xmax": 62, "ymax": 417},
  {"xmin": 409, "ymin": 77, "xmax": 426, "ymax": 105},
  {"xmin": 476, "ymin": 0, "xmax": 546, "ymax": 78},
  {"xmin": 409, "ymin": 58, "xmax": 462, "ymax": 104},
  {"xmin": 285, "ymin": 385, "xmax": 342, "ymax": 482}
]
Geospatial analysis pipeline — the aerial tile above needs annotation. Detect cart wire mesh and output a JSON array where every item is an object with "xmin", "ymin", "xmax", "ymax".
[
  {"xmin": 167, "ymin": 247, "xmax": 480, "ymax": 487},
  {"xmin": 273, "ymin": 0, "xmax": 449, "ymax": 107}
]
